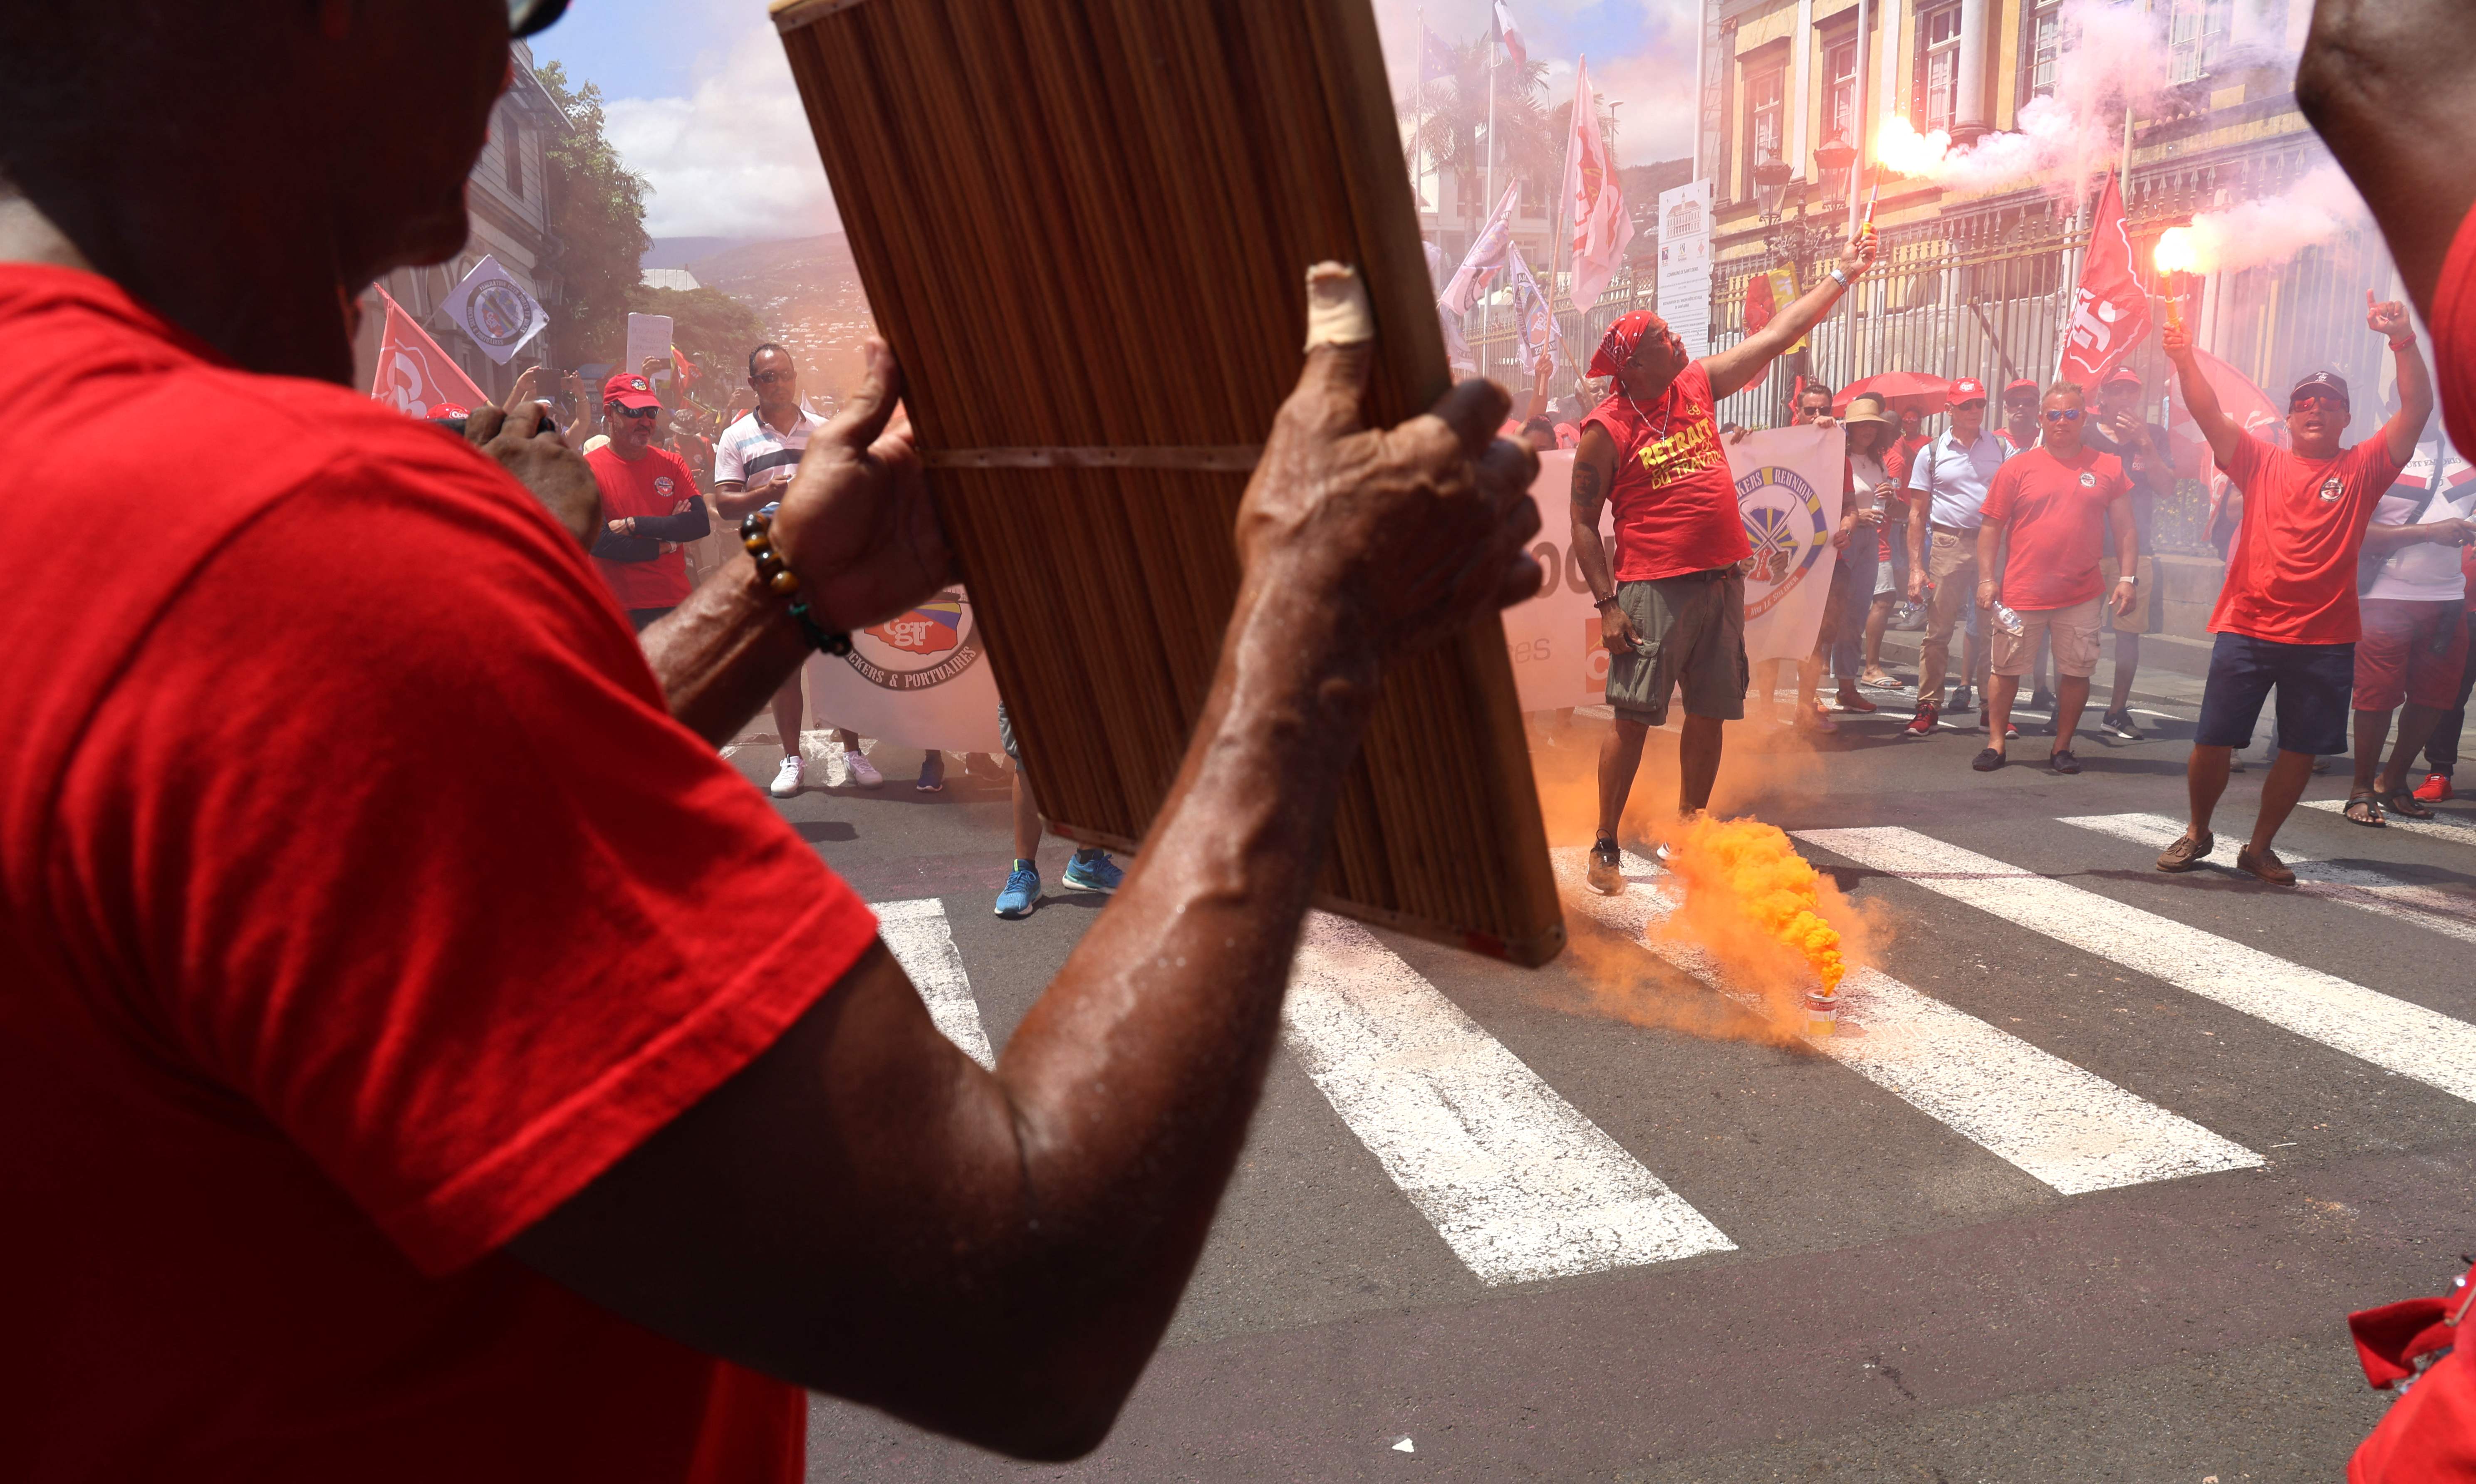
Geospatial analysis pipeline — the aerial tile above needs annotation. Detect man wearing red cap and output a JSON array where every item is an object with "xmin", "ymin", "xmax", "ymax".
[
  {"xmin": 588, "ymin": 371, "xmax": 709, "ymax": 631},
  {"xmin": 1576, "ymin": 229, "xmax": 1881, "ymax": 893}
]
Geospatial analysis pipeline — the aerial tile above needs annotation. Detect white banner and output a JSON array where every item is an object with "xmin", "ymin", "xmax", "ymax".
[
  {"xmin": 625, "ymin": 312, "xmax": 675, "ymax": 389},
  {"xmin": 802, "ymin": 588, "xmax": 1004, "ymax": 754},
  {"xmin": 1500, "ymin": 428, "xmax": 1844, "ymax": 712},
  {"xmin": 1655, "ymin": 180, "xmax": 1713, "ymax": 359},
  {"xmin": 439, "ymin": 254, "xmax": 548, "ymax": 366}
]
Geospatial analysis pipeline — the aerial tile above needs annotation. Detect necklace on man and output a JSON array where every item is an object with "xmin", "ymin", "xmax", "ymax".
[{"xmin": 1623, "ymin": 380, "xmax": 1674, "ymax": 444}]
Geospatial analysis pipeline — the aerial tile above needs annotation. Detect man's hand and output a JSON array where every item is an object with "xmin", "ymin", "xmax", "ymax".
[
  {"xmin": 2368, "ymin": 290, "xmax": 2414, "ymax": 343},
  {"xmin": 1907, "ymin": 569, "xmax": 1928, "ymax": 603},
  {"xmin": 767, "ymin": 338, "xmax": 956, "ymax": 634},
  {"xmin": 465, "ymin": 401, "xmax": 599, "ymax": 547},
  {"xmin": 1837, "ymin": 227, "xmax": 1882, "ymax": 283},
  {"xmin": 2162, "ymin": 315, "xmax": 2196, "ymax": 366},
  {"xmin": 1976, "ymin": 577, "xmax": 1999, "ymax": 609},
  {"xmin": 1235, "ymin": 270, "xmax": 1542, "ymax": 658},
  {"xmin": 2110, "ymin": 576, "xmax": 2138, "ymax": 618},
  {"xmin": 503, "ymin": 364, "xmax": 548, "ymax": 413},
  {"xmin": 1599, "ymin": 601, "xmax": 1643, "ymax": 655},
  {"xmin": 641, "ymin": 354, "xmax": 669, "ymax": 383},
  {"xmin": 608, "ymin": 517, "xmax": 634, "ymax": 536}
]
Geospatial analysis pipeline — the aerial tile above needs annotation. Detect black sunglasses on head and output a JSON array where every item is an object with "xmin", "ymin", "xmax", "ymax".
[{"xmin": 510, "ymin": 0, "xmax": 568, "ymax": 38}]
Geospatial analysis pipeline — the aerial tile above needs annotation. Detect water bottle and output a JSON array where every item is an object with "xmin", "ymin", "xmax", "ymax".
[{"xmin": 1993, "ymin": 601, "xmax": 2025, "ymax": 637}]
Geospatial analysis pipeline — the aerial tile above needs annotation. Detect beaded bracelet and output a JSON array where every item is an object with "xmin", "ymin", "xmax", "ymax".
[{"xmin": 739, "ymin": 511, "xmax": 853, "ymax": 656}]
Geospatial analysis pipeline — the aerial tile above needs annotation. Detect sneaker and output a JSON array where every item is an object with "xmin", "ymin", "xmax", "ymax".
[
  {"xmin": 2100, "ymin": 710, "xmax": 2142, "ymax": 740},
  {"xmin": 1889, "ymin": 601, "xmax": 1927, "ymax": 631},
  {"xmin": 2155, "ymin": 829, "xmax": 2214, "ymax": 872},
  {"xmin": 2048, "ymin": 747, "xmax": 2082, "ymax": 775},
  {"xmin": 2228, "ymin": 752, "xmax": 2248, "ymax": 774},
  {"xmin": 1903, "ymin": 702, "xmax": 1940, "ymax": 738},
  {"xmin": 2416, "ymin": 771, "xmax": 2456, "ymax": 804},
  {"xmin": 1062, "ymin": 848, "xmax": 1123, "ymax": 893},
  {"xmin": 2028, "ymin": 688, "xmax": 2057, "ymax": 713},
  {"xmin": 994, "ymin": 862, "xmax": 1041, "ymax": 918},
  {"xmin": 1971, "ymin": 747, "xmax": 2006, "ymax": 772},
  {"xmin": 1586, "ymin": 838, "xmax": 1625, "ymax": 895},
  {"xmin": 1946, "ymin": 685, "xmax": 1976, "ymax": 714},
  {"xmin": 845, "ymin": 752, "xmax": 884, "ymax": 789},
  {"xmin": 915, "ymin": 752, "xmax": 946, "ymax": 792},
  {"xmin": 1835, "ymin": 688, "xmax": 1878, "ymax": 714},
  {"xmin": 2235, "ymin": 845, "xmax": 2296, "ymax": 887},
  {"xmin": 770, "ymin": 754, "xmax": 803, "ymax": 798}
]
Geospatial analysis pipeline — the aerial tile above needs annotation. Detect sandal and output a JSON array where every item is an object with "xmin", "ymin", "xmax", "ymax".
[
  {"xmin": 2344, "ymin": 791, "xmax": 2387, "ymax": 828},
  {"xmin": 2383, "ymin": 786, "xmax": 2436, "ymax": 821}
]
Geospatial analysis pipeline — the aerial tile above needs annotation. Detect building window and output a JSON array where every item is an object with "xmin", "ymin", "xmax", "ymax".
[
  {"xmin": 1744, "ymin": 63, "xmax": 1784, "ymax": 182},
  {"xmin": 1916, "ymin": 5, "xmax": 1962, "ymax": 135},
  {"xmin": 504, "ymin": 113, "xmax": 525, "ymax": 199},
  {"xmin": 1825, "ymin": 39, "xmax": 1858, "ymax": 143},
  {"xmin": 2169, "ymin": 0, "xmax": 2229, "ymax": 83},
  {"xmin": 2025, "ymin": 0, "xmax": 2063, "ymax": 97}
]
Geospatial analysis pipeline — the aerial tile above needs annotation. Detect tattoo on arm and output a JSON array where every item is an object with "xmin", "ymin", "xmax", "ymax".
[{"xmin": 1570, "ymin": 460, "xmax": 1602, "ymax": 520}]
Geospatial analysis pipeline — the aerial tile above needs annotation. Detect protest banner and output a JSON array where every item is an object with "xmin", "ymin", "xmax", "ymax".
[
  {"xmin": 803, "ymin": 588, "xmax": 1004, "ymax": 754},
  {"xmin": 625, "ymin": 312, "xmax": 675, "ymax": 389},
  {"xmin": 368, "ymin": 287, "xmax": 487, "ymax": 416},
  {"xmin": 438, "ymin": 254, "xmax": 548, "ymax": 366}
]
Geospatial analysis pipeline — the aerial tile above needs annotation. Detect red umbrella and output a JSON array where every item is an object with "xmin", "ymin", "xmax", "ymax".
[{"xmin": 1833, "ymin": 372, "xmax": 1956, "ymax": 417}]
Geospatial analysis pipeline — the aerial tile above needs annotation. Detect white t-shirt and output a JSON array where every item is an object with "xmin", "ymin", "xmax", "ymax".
[
  {"xmin": 2367, "ymin": 438, "xmax": 2476, "ymax": 602},
  {"xmin": 1909, "ymin": 428, "xmax": 2008, "ymax": 530},
  {"xmin": 715, "ymin": 408, "xmax": 818, "ymax": 511}
]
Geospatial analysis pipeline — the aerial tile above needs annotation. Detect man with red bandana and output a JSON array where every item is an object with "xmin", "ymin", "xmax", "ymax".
[
  {"xmin": 2300, "ymin": 7, "xmax": 2476, "ymax": 1469},
  {"xmin": 1575, "ymin": 228, "xmax": 1881, "ymax": 893}
]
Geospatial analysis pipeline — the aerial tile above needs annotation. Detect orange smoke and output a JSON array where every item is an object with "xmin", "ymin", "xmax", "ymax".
[{"xmin": 1656, "ymin": 814, "xmax": 1846, "ymax": 992}]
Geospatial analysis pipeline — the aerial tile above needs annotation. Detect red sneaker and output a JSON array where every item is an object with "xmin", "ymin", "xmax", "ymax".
[
  {"xmin": 2415, "ymin": 772, "xmax": 2455, "ymax": 804},
  {"xmin": 1904, "ymin": 703, "xmax": 1939, "ymax": 737},
  {"xmin": 1836, "ymin": 688, "xmax": 1878, "ymax": 714}
]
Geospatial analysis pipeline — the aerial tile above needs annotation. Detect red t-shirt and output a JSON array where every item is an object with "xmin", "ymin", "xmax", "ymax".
[
  {"xmin": 1582, "ymin": 362, "xmax": 1752, "ymax": 581},
  {"xmin": 591, "ymin": 443, "xmax": 701, "ymax": 609},
  {"xmin": 1978, "ymin": 443, "xmax": 2130, "ymax": 610},
  {"xmin": 0, "ymin": 265, "xmax": 881, "ymax": 1482},
  {"xmin": 2434, "ymin": 200, "xmax": 2476, "ymax": 461},
  {"xmin": 2209, "ymin": 430, "xmax": 2407, "ymax": 644}
]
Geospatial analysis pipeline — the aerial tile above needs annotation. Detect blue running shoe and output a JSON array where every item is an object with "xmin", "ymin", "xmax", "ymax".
[
  {"xmin": 994, "ymin": 861, "xmax": 1041, "ymax": 918},
  {"xmin": 1061, "ymin": 848, "xmax": 1123, "ymax": 894}
]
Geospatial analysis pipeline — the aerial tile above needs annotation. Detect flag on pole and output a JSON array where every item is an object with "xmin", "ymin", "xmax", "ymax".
[
  {"xmin": 1493, "ymin": 1, "xmax": 1527, "ymax": 72},
  {"xmin": 1561, "ymin": 60, "xmax": 1634, "ymax": 312},
  {"xmin": 2057, "ymin": 173, "xmax": 2151, "ymax": 390},
  {"xmin": 368, "ymin": 287, "xmax": 488, "ymax": 418},
  {"xmin": 1504, "ymin": 240, "xmax": 1566, "ymax": 373},
  {"xmin": 1440, "ymin": 179, "xmax": 1523, "ymax": 315},
  {"xmin": 438, "ymin": 253, "xmax": 550, "ymax": 367},
  {"xmin": 672, "ymin": 346, "xmax": 701, "ymax": 387},
  {"xmin": 1420, "ymin": 26, "xmax": 1456, "ymax": 82}
]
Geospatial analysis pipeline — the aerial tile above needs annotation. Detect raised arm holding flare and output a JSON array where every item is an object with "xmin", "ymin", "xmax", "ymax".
[{"xmin": 1574, "ymin": 228, "xmax": 1881, "ymax": 895}]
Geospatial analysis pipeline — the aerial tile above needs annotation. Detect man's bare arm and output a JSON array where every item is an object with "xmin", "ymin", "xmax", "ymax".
[
  {"xmin": 2299, "ymin": 0, "xmax": 2476, "ymax": 318},
  {"xmin": 1701, "ymin": 230, "xmax": 1879, "ymax": 399},
  {"xmin": 2373, "ymin": 297, "xmax": 2435, "ymax": 465},
  {"xmin": 1570, "ymin": 424, "xmax": 1642, "ymax": 655},
  {"xmin": 2362, "ymin": 515, "xmax": 2474, "ymax": 558},
  {"xmin": 510, "ymin": 278, "xmax": 1545, "ymax": 1460},
  {"xmin": 2163, "ymin": 319, "xmax": 2242, "ymax": 466}
]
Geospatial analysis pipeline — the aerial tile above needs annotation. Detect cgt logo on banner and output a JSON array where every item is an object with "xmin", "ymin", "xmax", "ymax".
[
  {"xmin": 1498, "ymin": 429, "xmax": 1846, "ymax": 711},
  {"xmin": 369, "ymin": 287, "xmax": 487, "ymax": 418},
  {"xmin": 804, "ymin": 589, "xmax": 1003, "ymax": 754}
]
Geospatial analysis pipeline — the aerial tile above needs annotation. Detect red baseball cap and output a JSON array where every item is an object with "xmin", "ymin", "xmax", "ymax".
[
  {"xmin": 425, "ymin": 402, "xmax": 470, "ymax": 421},
  {"xmin": 1949, "ymin": 378, "xmax": 1988, "ymax": 405},
  {"xmin": 2003, "ymin": 377, "xmax": 2040, "ymax": 398},
  {"xmin": 2101, "ymin": 366, "xmax": 2143, "ymax": 388},
  {"xmin": 602, "ymin": 371, "xmax": 660, "ymax": 412}
]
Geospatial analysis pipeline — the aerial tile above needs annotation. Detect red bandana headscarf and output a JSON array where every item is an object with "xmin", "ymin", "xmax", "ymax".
[{"xmin": 1588, "ymin": 311, "xmax": 1671, "ymax": 379}]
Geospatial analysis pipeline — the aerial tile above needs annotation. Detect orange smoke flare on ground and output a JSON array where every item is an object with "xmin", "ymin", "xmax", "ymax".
[{"xmin": 1657, "ymin": 814, "xmax": 1845, "ymax": 992}]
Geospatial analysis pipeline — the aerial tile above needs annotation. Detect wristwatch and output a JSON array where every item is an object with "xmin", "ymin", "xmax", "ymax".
[{"xmin": 1829, "ymin": 267, "xmax": 1852, "ymax": 287}]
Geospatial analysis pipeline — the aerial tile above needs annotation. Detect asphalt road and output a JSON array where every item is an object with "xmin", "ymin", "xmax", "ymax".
[{"xmin": 728, "ymin": 668, "xmax": 2476, "ymax": 1482}]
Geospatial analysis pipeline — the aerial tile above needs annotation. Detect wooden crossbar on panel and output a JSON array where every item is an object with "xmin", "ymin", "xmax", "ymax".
[{"xmin": 773, "ymin": 0, "xmax": 1564, "ymax": 965}]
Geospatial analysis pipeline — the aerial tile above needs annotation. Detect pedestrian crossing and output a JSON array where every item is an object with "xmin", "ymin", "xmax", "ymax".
[{"xmin": 867, "ymin": 806, "xmax": 2476, "ymax": 1290}]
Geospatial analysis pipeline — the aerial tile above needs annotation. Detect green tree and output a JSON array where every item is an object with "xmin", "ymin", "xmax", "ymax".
[
  {"xmin": 1406, "ymin": 32, "xmax": 1556, "ymax": 220},
  {"xmin": 630, "ymin": 284, "xmax": 768, "ymax": 404},
  {"xmin": 537, "ymin": 60, "xmax": 650, "ymax": 367}
]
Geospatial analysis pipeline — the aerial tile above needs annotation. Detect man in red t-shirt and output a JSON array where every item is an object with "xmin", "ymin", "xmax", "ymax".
[
  {"xmin": 0, "ymin": 7, "xmax": 1548, "ymax": 1479},
  {"xmin": 2152, "ymin": 304, "xmax": 2429, "ymax": 885},
  {"xmin": 589, "ymin": 371, "xmax": 710, "ymax": 630},
  {"xmin": 1573, "ymin": 230, "xmax": 1881, "ymax": 893},
  {"xmin": 1970, "ymin": 383, "xmax": 2139, "ymax": 774}
]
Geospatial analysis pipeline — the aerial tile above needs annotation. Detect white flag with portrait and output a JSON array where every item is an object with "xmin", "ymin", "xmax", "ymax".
[{"xmin": 438, "ymin": 254, "xmax": 549, "ymax": 366}]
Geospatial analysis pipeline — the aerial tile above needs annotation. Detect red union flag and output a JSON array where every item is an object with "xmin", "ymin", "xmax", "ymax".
[
  {"xmin": 1562, "ymin": 58, "xmax": 1634, "ymax": 312},
  {"xmin": 369, "ymin": 286, "xmax": 487, "ymax": 418},
  {"xmin": 2057, "ymin": 173, "xmax": 2151, "ymax": 390}
]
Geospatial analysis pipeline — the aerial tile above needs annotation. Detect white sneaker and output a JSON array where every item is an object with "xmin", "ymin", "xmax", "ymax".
[
  {"xmin": 844, "ymin": 752, "xmax": 883, "ymax": 789},
  {"xmin": 770, "ymin": 754, "xmax": 803, "ymax": 798}
]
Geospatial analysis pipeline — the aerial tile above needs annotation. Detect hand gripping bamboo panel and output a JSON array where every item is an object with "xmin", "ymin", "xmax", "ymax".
[{"xmin": 773, "ymin": 0, "xmax": 1563, "ymax": 964}]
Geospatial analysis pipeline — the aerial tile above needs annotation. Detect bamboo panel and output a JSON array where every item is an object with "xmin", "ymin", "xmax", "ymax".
[{"xmin": 773, "ymin": 0, "xmax": 1563, "ymax": 965}]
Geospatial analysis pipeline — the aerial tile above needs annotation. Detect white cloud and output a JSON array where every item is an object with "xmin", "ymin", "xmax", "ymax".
[{"xmin": 601, "ymin": 16, "xmax": 841, "ymax": 240}]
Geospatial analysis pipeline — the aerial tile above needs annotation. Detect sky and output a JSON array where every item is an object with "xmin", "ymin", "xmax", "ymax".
[{"xmin": 532, "ymin": 0, "xmax": 1701, "ymax": 242}]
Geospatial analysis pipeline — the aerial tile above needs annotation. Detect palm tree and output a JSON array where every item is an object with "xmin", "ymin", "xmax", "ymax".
[{"xmin": 1405, "ymin": 31, "xmax": 1558, "ymax": 225}]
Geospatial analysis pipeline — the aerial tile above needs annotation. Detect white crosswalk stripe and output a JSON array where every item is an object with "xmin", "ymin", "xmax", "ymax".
[
  {"xmin": 2303, "ymin": 798, "xmax": 2476, "ymax": 847},
  {"xmin": 1800, "ymin": 826, "xmax": 2476, "ymax": 1105},
  {"xmin": 876, "ymin": 897, "xmax": 996, "ymax": 1068},
  {"xmin": 1283, "ymin": 911, "xmax": 1736, "ymax": 1285},
  {"xmin": 2063, "ymin": 812, "xmax": 2476, "ymax": 945},
  {"xmin": 1556, "ymin": 849, "xmax": 2261, "ymax": 1195}
]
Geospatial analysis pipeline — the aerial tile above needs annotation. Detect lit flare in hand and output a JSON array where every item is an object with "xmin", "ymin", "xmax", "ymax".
[
  {"xmin": 1875, "ymin": 116, "xmax": 1952, "ymax": 178},
  {"xmin": 2154, "ymin": 228, "xmax": 2201, "ymax": 331}
]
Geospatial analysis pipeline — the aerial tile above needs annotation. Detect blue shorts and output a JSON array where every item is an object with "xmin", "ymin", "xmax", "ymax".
[{"xmin": 2195, "ymin": 632, "xmax": 2356, "ymax": 756}]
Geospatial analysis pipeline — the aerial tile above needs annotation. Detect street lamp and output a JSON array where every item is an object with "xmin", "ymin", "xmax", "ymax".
[
  {"xmin": 1812, "ymin": 131, "xmax": 1858, "ymax": 218},
  {"xmin": 1753, "ymin": 148, "xmax": 1793, "ymax": 224}
]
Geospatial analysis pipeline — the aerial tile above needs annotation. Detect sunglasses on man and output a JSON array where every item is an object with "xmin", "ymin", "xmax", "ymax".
[
  {"xmin": 609, "ymin": 404, "xmax": 661, "ymax": 420},
  {"xmin": 2042, "ymin": 408, "xmax": 2085, "ymax": 423},
  {"xmin": 2290, "ymin": 393, "xmax": 2348, "ymax": 413}
]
